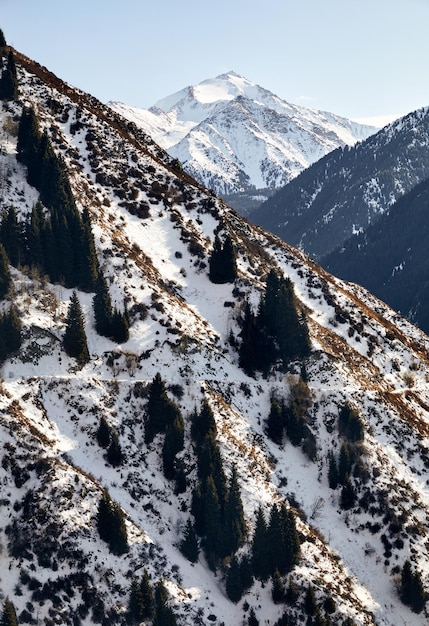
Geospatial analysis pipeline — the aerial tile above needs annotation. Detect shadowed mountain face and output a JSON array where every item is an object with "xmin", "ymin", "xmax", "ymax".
[
  {"xmin": 0, "ymin": 46, "xmax": 428, "ymax": 625},
  {"xmin": 251, "ymin": 106, "xmax": 429, "ymax": 259}
]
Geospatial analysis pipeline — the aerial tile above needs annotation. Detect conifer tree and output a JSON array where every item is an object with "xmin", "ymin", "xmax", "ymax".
[
  {"xmin": 25, "ymin": 202, "xmax": 45, "ymax": 270},
  {"xmin": 251, "ymin": 505, "xmax": 270, "ymax": 581},
  {"xmin": 110, "ymin": 306, "xmax": 129, "ymax": 343},
  {"xmin": 0, "ymin": 206, "xmax": 22, "ymax": 267},
  {"xmin": 93, "ymin": 271, "xmax": 113, "ymax": 337},
  {"xmin": 0, "ymin": 50, "xmax": 18, "ymax": 101},
  {"xmin": 96, "ymin": 490, "xmax": 128, "ymax": 555},
  {"xmin": 225, "ymin": 555, "xmax": 244, "ymax": 603},
  {"xmin": 145, "ymin": 372, "xmax": 179, "ymax": 444},
  {"xmin": 162, "ymin": 414, "xmax": 185, "ymax": 480},
  {"xmin": 107, "ymin": 431, "xmax": 124, "ymax": 467},
  {"xmin": 78, "ymin": 207, "xmax": 99, "ymax": 291},
  {"xmin": 209, "ymin": 234, "xmax": 237, "ymax": 284},
  {"xmin": 203, "ymin": 475, "xmax": 223, "ymax": 565},
  {"xmin": 327, "ymin": 450, "xmax": 339, "ymax": 490},
  {"xmin": 224, "ymin": 464, "xmax": 247, "ymax": 555},
  {"xmin": 0, "ymin": 243, "xmax": 10, "ymax": 299},
  {"xmin": 266, "ymin": 398, "xmax": 284, "ymax": 444},
  {"xmin": 140, "ymin": 570, "xmax": 155, "ymax": 620},
  {"xmin": 0, "ymin": 306, "xmax": 22, "ymax": 362},
  {"xmin": 271, "ymin": 569, "xmax": 285, "ymax": 604},
  {"xmin": 128, "ymin": 577, "xmax": 146, "ymax": 623},
  {"xmin": 63, "ymin": 291, "xmax": 90, "ymax": 365},
  {"xmin": 180, "ymin": 518, "xmax": 199, "ymax": 563},
  {"xmin": 304, "ymin": 584, "xmax": 317, "ymax": 616},
  {"xmin": 153, "ymin": 581, "xmax": 177, "ymax": 626},
  {"xmin": 0, "ymin": 598, "xmax": 18, "ymax": 626},
  {"xmin": 0, "ymin": 29, "xmax": 6, "ymax": 51},
  {"xmin": 399, "ymin": 559, "xmax": 425, "ymax": 613},
  {"xmin": 96, "ymin": 415, "xmax": 112, "ymax": 448}
]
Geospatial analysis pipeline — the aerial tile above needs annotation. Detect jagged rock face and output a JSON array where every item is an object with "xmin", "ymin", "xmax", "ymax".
[
  {"xmin": 251, "ymin": 106, "xmax": 429, "ymax": 260},
  {"xmin": 109, "ymin": 72, "xmax": 376, "ymax": 206},
  {"xmin": 0, "ymin": 51, "xmax": 429, "ymax": 625}
]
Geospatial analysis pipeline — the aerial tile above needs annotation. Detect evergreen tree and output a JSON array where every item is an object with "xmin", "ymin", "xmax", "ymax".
[
  {"xmin": 25, "ymin": 202, "xmax": 45, "ymax": 270},
  {"xmin": 63, "ymin": 291, "xmax": 90, "ymax": 365},
  {"xmin": 180, "ymin": 518, "xmax": 199, "ymax": 563},
  {"xmin": 266, "ymin": 398, "xmax": 284, "ymax": 445},
  {"xmin": 0, "ymin": 599, "xmax": 18, "ymax": 626},
  {"xmin": 153, "ymin": 581, "xmax": 177, "ymax": 626},
  {"xmin": 110, "ymin": 306, "xmax": 129, "ymax": 343},
  {"xmin": 145, "ymin": 372, "xmax": 179, "ymax": 444},
  {"xmin": 93, "ymin": 271, "xmax": 113, "ymax": 337},
  {"xmin": 271, "ymin": 569, "xmax": 285, "ymax": 604},
  {"xmin": 0, "ymin": 29, "xmax": 6, "ymax": 50},
  {"xmin": 0, "ymin": 243, "xmax": 10, "ymax": 299},
  {"xmin": 225, "ymin": 555, "xmax": 244, "ymax": 603},
  {"xmin": 162, "ymin": 413, "xmax": 185, "ymax": 480},
  {"xmin": 128, "ymin": 577, "xmax": 146, "ymax": 623},
  {"xmin": 338, "ymin": 442, "xmax": 352, "ymax": 486},
  {"xmin": 285, "ymin": 576, "xmax": 299, "ymax": 606},
  {"xmin": 284, "ymin": 379, "xmax": 311, "ymax": 446},
  {"xmin": 0, "ymin": 306, "xmax": 22, "ymax": 362},
  {"xmin": 400, "ymin": 560, "xmax": 426, "ymax": 613},
  {"xmin": 96, "ymin": 490, "xmax": 128, "ymax": 555},
  {"xmin": 223, "ymin": 464, "xmax": 247, "ymax": 555},
  {"xmin": 251, "ymin": 505, "xmax": 270, "ymax": 581},
  {"xmin": 191, "ymin": 400, "xmax": 216, "ymax": 444},
  {"xmin": 96, "ymin": 415, "xmax": 112, "ymax": 448},
  {"xmin": 304, "ymin": 584, "xmax": 317, "ymax": 616},
  {"xmin": 339, "ymin": 403, "xmax": 364, "ymax": 442},
  {"xmin": 340, "ymin": 479, "xmax": 357, "ymax": 510},
  {"xmin": 203, "ymin": 475, "xmax": 223, "ymax": 566},
  {"xmin": 78, "ymin": 207, "xmax": 99, "ymax": 291},
  {"xmin": 209, "ymin": 234, "xmax": 237, "ymax": 284},
  {"xmin": 0, "ymin": 50, "xmax": 18, "ymax": 101},
  {"xmin": 327, "ymin": 450, "xmax": 339, "ymax": 490},
  {"xmin": 140, "ymin": 570, "xmax": 155, "ymax": 620},
  {"xmin": 107, "ymin": 431, "xmax": 124, "ymax": 467},
  {"xmin": 1, "ymin": 206, "xmax": 22, "ymax": 267}
]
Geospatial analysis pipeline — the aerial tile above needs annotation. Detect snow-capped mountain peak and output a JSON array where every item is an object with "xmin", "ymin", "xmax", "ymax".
[{"xmin": 108, "ymin": 72, "xmax": 377, "ymax": 210}]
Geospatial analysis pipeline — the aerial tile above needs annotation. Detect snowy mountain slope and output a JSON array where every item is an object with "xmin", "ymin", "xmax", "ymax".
[
  {"xmin": 0, "ymin": 49, "xmax": 429, "ymax": 625},
  {"xmin": 109, "ymin": 72, "xmax": 376, "ymax": 210},
  {"xmin": 251, "ymin": 106, "xmax": 429, "ymax": 260}
]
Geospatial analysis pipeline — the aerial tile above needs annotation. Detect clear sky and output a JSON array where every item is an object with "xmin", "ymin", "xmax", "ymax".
[{"xmin": 2, "ymin": 0, "xmax": 429, "ymax": 125}]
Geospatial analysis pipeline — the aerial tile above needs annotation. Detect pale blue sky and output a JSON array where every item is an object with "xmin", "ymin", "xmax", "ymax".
[{"xmin": 2, "ymin": 0, "xmax": 429, "ymax": 124}]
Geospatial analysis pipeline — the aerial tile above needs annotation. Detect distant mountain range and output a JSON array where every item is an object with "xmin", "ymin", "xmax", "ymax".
[
  {"xmin": 251, "ymin": 106, "xmax": 429, "ymax": 260},
  {"xmin": 109, "ymin": 72, "xmax": 376, "ymax": 213}
]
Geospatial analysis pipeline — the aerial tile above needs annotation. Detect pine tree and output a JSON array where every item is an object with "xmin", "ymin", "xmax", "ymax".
[
  {"xmin": 154, "ymin": 581, "xmax": 177, "ymax": 626},
  {"xmin": 0, "ymin": 306, "xmax": 22, "ymax": 362},
  {"xmin": 25, "ymin": 202, "xmax": 45, "ymax": 270},
  {"xmin": 251, "ymin": 505, "xmax": 270, "ymax": 581},
  {"xmin": 78, "ymin": 207, "xmax": 99, "ymax": 291},
  {"xmin": 0, "ymin": 29, "xmax": 6, "ymax": 50},
  {"xmin": 0, "ymin": 50, "xmax": 18, "ymax": 101},
  {"xmin": 93, "ymin": 271, "xmax": 113, "ymax": 337},
  {"xmin": 304, "ymin": 584, "xmax": 317, "ymax": 616},
  {"xmin": 145, "ymin": 372, "xmax": 179, "ymax": 444},
  {"xmin": 63, "ymin": 291, "xmax": 90, "ymax": 365},
  {"xmin": 1, "ymin": 206, "xmax": 22, "ymax": 267},
  {"xmin": 96, "ymin": 490, "xmax": 128, "ymax": 555},
  {"xmin": 191, "ymin": 400, "xmax": 216, "ymax": 444},
  {"xmin": 107, "ymin": 431, "xmax": 124, "ymax": 467},
  {"xmin": 327, "ymin": 450, "xmax": 339, "ymax": 490},
  {"xmin": 0, "ymin": 598, "xmax": 18, "ymax": 626},
  {"xmin": 162, "ymin": 414, "xmax": 185, "ymax": 480},
  {"xmin": 140, "ymin": 570, "xmax": 155, "ymax": 620},
  {"xmin": 128, "ymin": 577, "xmax": 145, "ymax": 623},
  {"xmin": 209, "ymin": 234, "xmax": 237, "ymax": 284},
  {"xmin": 271, "ymin": 569, "xmax": 285, "ymax": 604},
  {"xmin": 96, "ymin": 415, "xmax": 112, "ymax": 448},
  {"xmin": 110, "ymin": 306, "xmax": 129, "ymax": 343},
  {"xmin": 266, "ymin": 398, "xmax": 284, "ymax": 444},
  {"xmin": 0, "ymin": 243, "xmax": 10, "ymax": 299},
  {"xmin": 203, "ymin": 475, "xmax": 223, "ymax": 566},
  {"xmin": 400, "ymin": 560, "xmax": 426, "ymax": 613},
  {"xmin": 223, "ymin": 464, "xmax": 247, "ymax": 555},
  {"xmin": 338, "ymin": 442, "xmax": 352, "ymax": 485},
  {"xmin": 225, "ymin": 555, "xmax": 244, "ymax": 603},
  {"xmin": 180, "ymin": 518, "xmax": 199, "ymax": 563}
]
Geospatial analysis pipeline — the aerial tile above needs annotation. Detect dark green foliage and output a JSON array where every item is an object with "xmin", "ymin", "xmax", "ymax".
[
  {"xmin": 0, "ymin": 243, "xmax": 10, "ymax": 299},
  {"xmin": 153, "ymin": 581, "xmax": 177, "ymax": 626},
  {"xmin": 79, "ymin": 207, "xmax": 99, "ymax": 291},
  {"xmin": 239, "ymin": 270, "xmax": 310, "ymax": 374},
  {"xmin": 338, "ymin": 442, "xmax": 352, "ymax": 486},
  {"xmin": 0, "ymin": 599, "xmax": 18, "ymax": 626},
  {"xmin": 96, "ymin": 490, "xmax": 128, "ymax": 555},
  {"xmin": 266, "ymin": 398, "xmax": 284, "ymax": 445},
  {"xmin": 223, "ymin": 465, "xmax": 247, "ymax": 555},
  {"xmin": 107, "ymin": 431, "xmax": 124, "ymax": 467},
  {"xmin": 271, "ymin": 569, "xmax": 285, "ymax": 603},
  {"xmin": 0, "ymin": 306, "xmax": 22, "ymax": 363},
  {"xmin": 145, "ymin": 373, "xmax": 180, "ymax": 444},
  {"xmin": 340, "ymin": 479, "xmax": 357, "ymax": 510},
  {"xmin": 191, "ymin": 400, "xmax": 216, "ymax": 444},
  {"xmin": 338, "ymin": 403, "xmax": 364, "ymax": 442},
  {"xmin": 226, "ymin": 555, "xmax": 244, "ymax": 603},
  {"xmin": 0, "ymin": 29, "xmax": 6, "ymax": 49},
  {"xmin": 63, "ymin": 291, "xmax": 89, "ymax": 365},
  {"xmin": 251, "ymin": 505, "xmax": 270, "ymax": 581},
  {"xmin": 327, "ymin": 450, "xmax": 339, "ymax": 490},
  {"xmin": 284, "ymin": 379, "xmax": 311, "ymax": 446},
  {"xmin": 180, "ymin": 519, "xmax": 199, "ymax": 563},
  {"xmin": 304, "ymin": 584, "xmax": 317, "ymax": 616},
  {"xmin": 110, "ymin": 306, "xmax": 129, "ymax": 343},
  {"xmin": 96, "ymin": 415, "xmax": 112, "ymax": 448},
  {"xmin": 285, "ymin": 576, "xmax": 299, "ymax": 605},
  {"xmin": 209, "ymin": 234, "xmax": 237, "ymax": 284},
  {"xmin": 128, "ymin": 571, "xmax": 155, "ymax": 623},
  {"xmin": 162, "ymin": 414, "xmax": 185, "ymax": 479},
  {"xmin": 400, "ymin": 560, "xmax": 426, "ymax": 613},
  {"xmin": 0, "ymin": 50, "xmax": 18, "ymax": 101},
  {"xmin": 0, "ymin": 207, "xmax": 22, "ymax": 267},
  {"xmin": 93, "ymin": 272, "xmax": 113, "ymax": 337}
]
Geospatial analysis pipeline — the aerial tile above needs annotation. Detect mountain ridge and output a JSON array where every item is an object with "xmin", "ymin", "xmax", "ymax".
[{"xmin": 0, "ymin": 45, "xmax": 428, "ymax": 625}]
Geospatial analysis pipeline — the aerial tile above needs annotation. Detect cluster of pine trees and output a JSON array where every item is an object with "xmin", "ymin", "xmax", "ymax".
[
  {"xmin": 0, "ymin": 305, "xmax": 21, "ymax": 363},
  {"xmin": 96, "ymin": 490, "xmax": 128, "ymax": 556},
  {"xmin": 0, "ymin": 30, "xmax": 18, "ymax": 102},
  {"xmin": 239, "ymin": 270, "xmax": 310, "ymax": 374},
  {"xmin": 190, "ymin": 400, "xmax": 247, "ymax": 569},
  {"xmin": 128, "ymin": 573, "xmax": 178, "ymax": 625},
  {"xmin": 208, "ymin": 233, "xmax": 237, "ymax": 284},
  {"xmin": 266, "ymin": 378, "xmax": 313, "ymax": 449}
]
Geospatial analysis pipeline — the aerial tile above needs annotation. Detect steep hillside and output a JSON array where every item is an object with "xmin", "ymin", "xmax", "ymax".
[
  {"xmin": 109, "ymin": 72, "xmax": 375, "ymax": 214},
  {"xmin": 323, "ymin": 176, "xmax": 429, "ymax": 333},
  {"xmin": 0, "ymin": 47, "xmax": 428, "ymax": 626},
  {"xmin": 251, "ymin": 107, "xmax": 429, "ymax": 259}
]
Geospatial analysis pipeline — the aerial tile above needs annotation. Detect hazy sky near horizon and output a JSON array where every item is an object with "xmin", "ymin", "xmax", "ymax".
[{"xmin": 2, "ymin": 0, "xmax": 429, "ymax": 125}]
